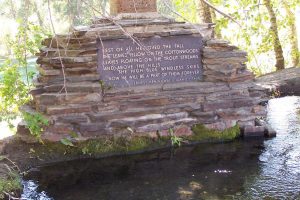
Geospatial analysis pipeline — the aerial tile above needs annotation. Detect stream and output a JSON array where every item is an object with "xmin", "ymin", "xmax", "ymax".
[{"xmin": 21, "ymin": 96, "xmax": 300, "ymax": 200}]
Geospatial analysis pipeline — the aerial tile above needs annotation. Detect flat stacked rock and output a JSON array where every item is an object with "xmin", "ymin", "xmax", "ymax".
[{"xmin": 203, "ymin": 40, "xmax": 254, "ymax": 82}]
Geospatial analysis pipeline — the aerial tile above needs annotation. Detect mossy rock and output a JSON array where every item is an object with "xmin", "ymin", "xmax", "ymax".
[
  {"xmin": 190, "ymin": 124, "xmax": 240, "ymax": 142},
  {"xmin": 77, "ymin": 136, "xmax": 170, "ymax": 156}
]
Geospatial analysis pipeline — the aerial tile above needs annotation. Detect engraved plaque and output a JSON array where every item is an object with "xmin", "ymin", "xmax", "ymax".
[{"xmin": 97, "ymin": 36, "xmax": 203, "ymax": 87}]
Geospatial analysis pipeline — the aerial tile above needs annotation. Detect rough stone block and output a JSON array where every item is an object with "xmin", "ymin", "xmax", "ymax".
[
  {"xmin": 79, "ymin": 123, "xmax": 108, "ymax": 137},
  {"xmin": 206, "ymin": 90, "xmax": 249, "ymax": 102},
  {"xmin": 203, "ymin": 56, "xmax": 248, "ymax": 63},
  {"xmin": 203, "ymin": 101, "xmax": 234, "ymax": 112},
  {"xmin": 242, "ymin": 125, "xmax": 265, "ymax": 137},
  {"xmin": 204, "ymin": 122, "xmax": 226, "ymax": 131},
  {"xmin": 109, "ymin": 112, "xmax": 189, "ymax": 129},
  {"xmin": 16, "ymin": 121, "xmax": 30, "ymax": 136},
  {"xmin": 233, "ymin": 99, "xmax": 255, "ymax": 108},
  {"xmin": 237, "ymin": 120, "xmax": 255, "ymax": 128},
  {"xmin": 41, "ymin": 132, "xmax": 69, "ymax": 142},
  {"xmin": 203, "ymin": 49, "xmax": 247, "ymax": 59},
  {"xmin": 254, "ymin": 118, "xmax": 277, "ymax": 138},
  {"xmin": 121, "ymin": 97, "xmax": 170, "ymax": 110},
  {"xmin": 252, "ymin": 105, "xmax": 267, "ymax": 115},
  {"xmin": 173, "ymin": 125, "xmax": 193, "ymax": 137},
  {"xmin": 169, "ymin": 30, "xmax": 194, "ymax": 36},
  {"xmin": 133, "ymin": 32, "xmax": 156, "ymax": 38},
  {"xmin": 206, "ymin": 39, "xmax": 230, "ymax": 47},
  {"xmin": 190, "ymin": 110, "xmax": 218, "ymax": 123},
  {"xmin": 46, "ymin": 123, "xmax": 74, "ymax": 135},
  {"xmin": 136, "ymin": 118, "xmax": 196, "ymax": 133},
  {"xmin": 39, "ymin": 68, "xmax": 61, "ymax": 76},
  {"xmin": 265, "ymin": 127, "xmax": 277, "ymax": 138},
  {"xmin": 47, "ymin": 105, "xmax": 92, "ymax": 115},
  {"xmin": 44, "ymin": 82, "xmax": 101, "ymax": 93},
  {"xmin": 223, "ymin": 119, "xmax": 238, "ymax": 128},
  {"xmin": 57, "ymin": 115, "xmax": 89, "ymax": 124},
  {"xmin": 216, "ymin": 107, "xmax": 252, "ymax": 119}
]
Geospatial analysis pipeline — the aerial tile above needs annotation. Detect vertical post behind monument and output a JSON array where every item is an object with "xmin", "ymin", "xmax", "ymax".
[{"xmin": 110, "ymin": 0, "xmax": 157, "ymax": 15}]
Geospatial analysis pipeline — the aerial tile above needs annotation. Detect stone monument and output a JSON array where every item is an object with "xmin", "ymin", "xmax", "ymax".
[{"xmin": 18, "ymin": 0, "xmax": 267, "ymax": 142}]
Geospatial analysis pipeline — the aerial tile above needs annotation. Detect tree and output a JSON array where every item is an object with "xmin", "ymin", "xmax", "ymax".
[
  {"xmin": 283, "ymin": 1, "xmax": 299, "ymax": 67},
  {"xmin": 198, "ymin": 0, "xmax": 212, "ymax": 23},
  {"xmin": 263, "ymin": 0, "xmax": 285, "ymax": 70},
  {"xmin": 33, "ymin": 1, "xmax": 44, "ymax": 27}
]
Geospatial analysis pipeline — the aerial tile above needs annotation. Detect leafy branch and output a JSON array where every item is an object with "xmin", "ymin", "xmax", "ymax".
[
  {"xmin": 0, "ymin": 21, "xmax": 47, "ymax": 125},
  {"xmin": 23, "ymin": 112, "xmax": 49, "ymax": 140}
]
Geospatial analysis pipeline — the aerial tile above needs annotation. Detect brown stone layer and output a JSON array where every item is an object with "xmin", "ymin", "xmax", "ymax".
[
  {"xmin": 203, "ymin": 40, "xmax": 254, "ymax": 82},
  {"xmin": 17, "ymin": 15, "xmax": 267, "ymax": 142}
]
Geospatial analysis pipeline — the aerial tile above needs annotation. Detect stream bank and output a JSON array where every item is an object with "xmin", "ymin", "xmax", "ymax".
[
  {"xmin": 19, "ymin": 96, "xmax": 300, "ymax": 200},
  {"xmin": 0, "ymin": 96, "xmax": 298, "ymax": 199}
]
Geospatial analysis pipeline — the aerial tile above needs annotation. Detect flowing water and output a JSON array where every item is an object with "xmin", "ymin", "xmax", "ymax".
[{"xmin": 21, "ymin": 96, "xmax": 300, "ymax": 200}]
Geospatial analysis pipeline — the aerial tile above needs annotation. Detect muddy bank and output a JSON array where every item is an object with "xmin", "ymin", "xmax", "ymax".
[{"xmin": 20, "ymin": 96, "xmax": 300, "ymax": 200}]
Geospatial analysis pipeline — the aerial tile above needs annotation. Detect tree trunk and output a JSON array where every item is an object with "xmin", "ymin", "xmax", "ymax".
[
  {"xmin": 8, "ymin": 0, "xmax": 17, "ymax": 19},
  {"xmin": 210, "ymin": 8, "xmax": 222, "ymax": 38},
  {"xmin": 198, "ymin": 0, "xmax": 212, "ymax": 23},
  {"xmin": 33, "ymin": 1, "xmax": 44, "ymax": 27},
  {"xmin": 263, "ymin": 0, "xmax": 285, "ymax": 71},
  {"xmin": 101, "ymin": 0, "xmax": 109, "ymax": 15},
  {"xmin": 283, "ymin": 2, "xmax": 299, "ymax": 67},
  {"xmin": 68, "ymin": 0, "xmax": 77, "ymax": 28}
]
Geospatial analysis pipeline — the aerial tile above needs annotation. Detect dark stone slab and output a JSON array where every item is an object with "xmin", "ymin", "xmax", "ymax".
[
  {"xmin": 242, "ymin": 125, "xmax": 265, "ymax": 138},
  {"xmin": 255, "ymin": 118, "xmax": 277, "ymax": 138},
  {"xmin": 97, "ymin": 35, "xmax": 203, "ymax": 87}
]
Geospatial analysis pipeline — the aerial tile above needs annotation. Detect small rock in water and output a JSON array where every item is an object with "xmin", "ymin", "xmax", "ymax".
[
  {"xmin": 255, "ymin": 118, "xmax": 277, "ymax": 138},
  {"xmin": 265, "ymin": 127, "xmax": 277, "ymax": 138},
  {"xmin": 242, "ymin": 126, "xmax": 265, "ymax": 137}
]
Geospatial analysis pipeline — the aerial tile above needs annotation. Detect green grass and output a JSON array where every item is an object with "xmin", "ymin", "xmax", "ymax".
[
  {"xmin": 29, "ymin": 136, "xmax": 170, "ymax": 159},
  {"xmin": 76, "ymin": 136, "xmax": 169, "ymax": 156},
  {"xmin": 0, "ymin": 171, "xmax": 22, "ymax": 199},
  {"xmin": 191, "ymin": 124, "xmax": 240, "ymax": 142},
  {"xmin": 30, "ymin": 124, "xmax": 240, "ymax": 160}
]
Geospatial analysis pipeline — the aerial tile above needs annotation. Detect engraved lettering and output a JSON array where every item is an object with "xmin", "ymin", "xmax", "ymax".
[{"xmin": 97, "ymin": 36, "xmax": 203, "ymax": 87}]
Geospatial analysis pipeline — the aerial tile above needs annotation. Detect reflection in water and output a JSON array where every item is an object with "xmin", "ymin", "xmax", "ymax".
[
  {"xmin": 22, "ymin": 97, "xmax": 300, "ymax": 200},
  {"xmin": 22, "ymin": 141, "xmax": 263, "ymax": 200}
]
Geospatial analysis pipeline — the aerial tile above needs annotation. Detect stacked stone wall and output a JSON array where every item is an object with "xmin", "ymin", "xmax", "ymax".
[{"xmin": 18, "ymin": 16, "xmax": 268, "ymax": 142}]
